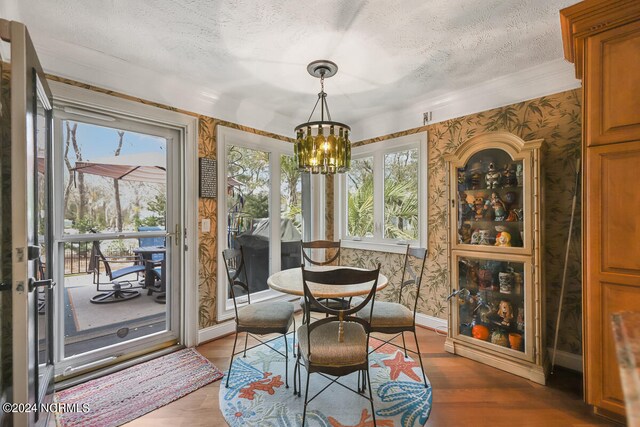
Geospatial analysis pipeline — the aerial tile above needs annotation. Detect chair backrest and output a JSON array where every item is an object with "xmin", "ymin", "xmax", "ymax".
[
  {"xmin": 301, "ymin": 240, "xmax": 341, "ymax": 266},
  {"xmin": 301, "ymin": 264, "xmax": 381, "ymax": 356},
  {"xmin": 91, "ymin": 241, "xmax": 114, "ymax": 279},
  {"xmin": 222, "ymin": 247, "xmax": 251, "ymax": 320},
  {"xmin": 138, "ymin": 226, "xmax": 166, "ymax": 261},
  {"xmin": 398, "ymin": 246, "xmax": 428, "ymax": 317}
]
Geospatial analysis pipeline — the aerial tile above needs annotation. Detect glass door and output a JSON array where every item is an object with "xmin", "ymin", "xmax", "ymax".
[
  {"xmin": 52, "ymin": 111, "xmax": 182, "ymax": 377},
  {"xmin": 217, "ymin": 126, "xmax": 302, "ymax": 320},
  {"xmin": 452, "ymin": 251, "xmax": 534, "ymax": 362},
  {"xmin": 4, "ymin": 19, "xmax": 56, "ymax": 426},
  {"xmin": 453, "ymin": 147, "xmax": 529, "ymax": 255}
]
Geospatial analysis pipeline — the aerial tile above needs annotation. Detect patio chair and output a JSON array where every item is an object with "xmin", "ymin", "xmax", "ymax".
[
  {"xmin": 90, "ymin": 241, "xmax": 145, "ymax": 304},
  {"xmin": 223, "ymin": 247, "xmax": 295, "ymax": 389},
  {"xmin": 137, "ymin": 226, "xmax": 166, "ymax": 262},
  {"xmin": 137, "ymin": 226, "xmax": 166, "ymax": 295},
  {"xmin": 295, "ymin": 264, "xmax": 381, "ymax": 427},
  {"xmin": 300, "ymin": 240, "xmax": 349, "ymax": 319},
  {"xmin": 355, "ymin": 245, "xmax": 429, "ymax": 388}
]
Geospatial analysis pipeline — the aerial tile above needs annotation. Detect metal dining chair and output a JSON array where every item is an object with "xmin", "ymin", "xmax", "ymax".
[
  {"xmin": 300, "ymin": 240, "xmax": 350, "ymax": 319},
  {"xmin": 295, "ymin": 264, "xmax": 381, "ymax": 427},
  {"xmin": 223, "ymin": 247, "xmax": 296, "ymax": 389},
  {"xmin": 355, "ymin": 245, "xmax": 429, "ymax": 388}
]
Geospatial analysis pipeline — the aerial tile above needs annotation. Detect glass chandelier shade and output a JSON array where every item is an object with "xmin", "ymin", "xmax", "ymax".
[{"xmin": 294, "ymin": 60, "xmax": 351, "ymax": 174}]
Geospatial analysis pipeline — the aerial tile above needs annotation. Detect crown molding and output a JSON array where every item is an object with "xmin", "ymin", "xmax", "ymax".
[{"xmin": 350, "ymin": 58, "xmax": 581, "ymax": 142}]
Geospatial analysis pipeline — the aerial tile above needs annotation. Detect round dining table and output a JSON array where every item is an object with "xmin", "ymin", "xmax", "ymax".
[{"xmin": 267, "ymin": 265, "xmax": 388, "ymax": 298}]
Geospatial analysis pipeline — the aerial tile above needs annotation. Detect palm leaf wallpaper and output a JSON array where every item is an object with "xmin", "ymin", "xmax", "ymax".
[
  {"xmin": 342, "ymin": 89, "xmax": 583, "ymax": 354},
  {"xmin": 44, "ymin": 74, "xmax": 582, "ymax": 354}
]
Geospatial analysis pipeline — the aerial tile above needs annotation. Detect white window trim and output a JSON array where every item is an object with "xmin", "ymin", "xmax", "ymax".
[
  {"xmin": 335, "ymin": 131, "xmax": 428, "ymax": 254},
  {"xmin": 48, "ymin": 80, "xmax": 199, "ymax": 374},
  {"xmin": 216, "ymin": 126, "xmax": 297, "ymax": 322}
]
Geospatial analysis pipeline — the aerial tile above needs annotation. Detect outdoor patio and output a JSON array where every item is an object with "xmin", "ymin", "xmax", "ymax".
[{"xmin": 62, "ymin": 272, "xmax": 166, "ymax": 357}]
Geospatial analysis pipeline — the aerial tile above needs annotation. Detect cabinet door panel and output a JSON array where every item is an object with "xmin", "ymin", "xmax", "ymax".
[
  {"xmin": 600, "ymin": 148, "xmax": 640, "ymax": 274},
  {"xmin": 586, "ymin": 20, "xmax": 640, "ymax": 147},
  {"xmin": 585, "ymin": 140, "xmax": 640, "ymax": 416}
]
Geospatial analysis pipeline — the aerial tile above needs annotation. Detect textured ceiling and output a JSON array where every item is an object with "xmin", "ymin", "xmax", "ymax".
[{"xmin": 2, "ymin": 0, "xmax": 580, "ymax": 138}]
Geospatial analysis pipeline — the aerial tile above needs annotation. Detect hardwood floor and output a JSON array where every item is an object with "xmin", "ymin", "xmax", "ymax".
[{"xmin": 125, "ymin": 320, "xmax": 616, "ymax": 427}]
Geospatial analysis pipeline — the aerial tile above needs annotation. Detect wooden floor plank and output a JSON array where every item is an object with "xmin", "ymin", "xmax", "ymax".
[{"xmin": 124, "ymin": 319, "xmax": 615, "ymax": 426}]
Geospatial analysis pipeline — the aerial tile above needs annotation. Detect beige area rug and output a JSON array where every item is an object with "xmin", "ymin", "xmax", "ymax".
[{"xmin": 66, "ymin": 281, "xmax": 164, "ymax": 332}]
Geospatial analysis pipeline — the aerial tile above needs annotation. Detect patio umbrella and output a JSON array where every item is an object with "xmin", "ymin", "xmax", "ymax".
[
  {"xmin": 73, "ymin": 152, "xmax": 245, "ymax": 188},
  {"xmin": 72, "ymin": 152, "xmax": 166, "ymax": 184}
]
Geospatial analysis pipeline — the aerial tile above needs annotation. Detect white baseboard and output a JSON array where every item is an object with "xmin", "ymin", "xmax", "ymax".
[
  {"xmin": 197, "ymin": 320, "xmax": 236, "ymax": 345},
  {"xmin": 415, "ymin": 313, "xmax": 448, "ymax": 333},
  {"xmin": 547, "ymin": 347, "xmax": 583, "ymax": 373}
]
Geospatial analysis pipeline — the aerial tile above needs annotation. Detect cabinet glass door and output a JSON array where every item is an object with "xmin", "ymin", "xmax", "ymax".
[
  {"xmin": 454, "ymin": 254, "xmax": 531, "ymax": 359},
  {"xmin": 455, "ymin": 148, "xmax": 524, "ymax": 248}
]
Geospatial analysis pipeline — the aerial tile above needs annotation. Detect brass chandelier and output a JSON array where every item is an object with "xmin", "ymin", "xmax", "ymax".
[{"xmin": 294, "ymin": 60, "xmax": 351, "ymax": 174}]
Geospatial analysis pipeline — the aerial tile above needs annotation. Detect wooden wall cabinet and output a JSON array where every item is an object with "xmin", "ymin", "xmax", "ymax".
[
  {"xmin": 444, "ymin": 132, "xmax": 547, "ymax": 385},
  {"xmin": 561, "ymin": 0, "xmax": 640, "ymax": 422}
]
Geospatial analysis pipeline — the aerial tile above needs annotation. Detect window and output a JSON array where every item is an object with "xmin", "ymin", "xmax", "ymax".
[
  {"xmin": 337, "ymin": 132, "xmax": 427, "ymax": 252},
  {"xmin": 217, "ymin": 126, "xmax": 302, "ymax": 320}
]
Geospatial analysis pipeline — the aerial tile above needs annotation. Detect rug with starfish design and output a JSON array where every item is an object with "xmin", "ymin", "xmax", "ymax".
[{"xmin": 219, "ymin": 336, "xmax": 432, "ymax": 426}]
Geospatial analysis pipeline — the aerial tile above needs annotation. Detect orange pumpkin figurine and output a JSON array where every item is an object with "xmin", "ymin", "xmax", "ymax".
[{"xmin": 471, "ymin": 324, "xmax": 490, "ymax": 341}]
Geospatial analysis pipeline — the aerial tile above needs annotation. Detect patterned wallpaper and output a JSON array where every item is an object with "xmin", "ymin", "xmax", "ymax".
[
  {"xmin": 42, "ymin": 74, "xmax": 582, "ymax": 353},
  {"xmin": 342, "ymin": 89, "xmax": 583, "ymax": 354}
]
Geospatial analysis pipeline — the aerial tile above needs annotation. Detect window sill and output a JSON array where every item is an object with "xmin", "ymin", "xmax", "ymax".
[{"xmin": 340, "ymin": 239, "xmax": 413, "ymax": 254}]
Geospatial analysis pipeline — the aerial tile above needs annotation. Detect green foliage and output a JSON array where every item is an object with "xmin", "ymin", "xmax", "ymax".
[
  {"xmin": 75, "ymin": 216, "xmax": 100, "ymax": 233},
  {"xmin": 347, "ymin": 170, "xmax": 374, "ymax": 237},
  {"xmin": 134, "ymin": 192, "xmax": 166, "ymax": 228},
  {"xmin": 243, "ymin": 194, "xmax": 269, "ymax": 219}
]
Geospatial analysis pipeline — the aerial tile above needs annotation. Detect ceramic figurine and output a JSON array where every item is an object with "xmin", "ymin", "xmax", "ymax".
[
  {"xmin": 476, "ymin": 300, "xmax": 493, "ymax": 323},
  {"xmin": 512, "ymin": 272, "xmax": 523, "ymax": 294},
  {"xmin": 472, "ymin": 324, "xmax": 490, "ymax": 341},
  {"xmin": 478, "ymin": 269, "xmax": 493, "ymax": 289},
  {"xmin": 516, "ymin": 164, "xmax": 524, "ymax": 186},
  {"xmin": 502, "ymin": 164, "xmax": 517, "ymax": 187},
  {"xmin": 490, "ymin": 192, "xmax": 507, "ymax": 221},
  {"xmin": 506, "ymin": 210, "xmax": 518, "ymax": 222},
  {"xmin": 470, "ymin": 229, "xmax": 481, "ymax": 245},
  {"xmin": 468, "ymin": 161, "xmax": 483, "ymax": 189},
  {"xmin": 497, "ymin": 300, "xmax": 514, "ymax": 326},
  {"xmin": 498, "ymin": 271, "xmax": 513, "ymax": 294},
  {"xmin": 512, "ymin": 208, "xmax": 524, "ymax": 222},
  {"xmin": 516, "ymin": 308, "xmax": 525, "ymax": 332},
  {"xmin": 509, "ymin": 332, "xmax": 523, "ymax": 351},
  {"xmin": 485, "ymin": 162, "xmax": 501, "ymax": 189},
  {"xmin": 474, "ymin": 196, "xmax": 487, "ymax": 221},
  {"xmin": 467, "ymin": 264, "xmax": 479, "ymax": 289},
  {"xmin": 495, "ymin": 231, "xmax": 512, "ymax": 247},
  {"xmin": 504, "ymin": 191, "xmax": 517, "ymax": 208},
  {"xmin": 457, "ymin": 168, "xmax": 466, "ymax": 187},
  {"xmin": 478, "ymin": 229, "xmax": 491, "ymax": 245},
  {"xmin": 490, "ymin": 329, "xmax": 509, "ymax": 347},
  {"xmin": 458, "ymin": 224, "xmax": 472, "ymax": 244},
  {"xmin": 458, "ymin": 193, "xmax": 474, "ymax": 222}
]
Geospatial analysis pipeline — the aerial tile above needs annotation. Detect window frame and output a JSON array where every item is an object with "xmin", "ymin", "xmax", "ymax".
[
  {"xmin": 335, "ymin": 131, "xmax": 428, "ymax": 254},
  {"xmin": 48, "ymin": 80, "xmax": 200, "ymax": 373},
  {"xmin": 216, "ymin": 125, "xmax": 298, "ymax": 322}
]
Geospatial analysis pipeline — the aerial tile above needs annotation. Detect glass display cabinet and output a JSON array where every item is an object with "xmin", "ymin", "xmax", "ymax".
[{"xmin": 444, "ymin": 132, "xmax": 547, "ymax": 384}]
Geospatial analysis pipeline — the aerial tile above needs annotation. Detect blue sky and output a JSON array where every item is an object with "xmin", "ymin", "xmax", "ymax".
[{"xmin": 65, "ymin": 120, "xmax": 165, "ymax": 161}]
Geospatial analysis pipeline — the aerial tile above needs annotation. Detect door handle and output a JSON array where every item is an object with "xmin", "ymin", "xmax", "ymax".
[{"xmin": 28, "ymin": 278, "xmax": 54, "ymax": 292}]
